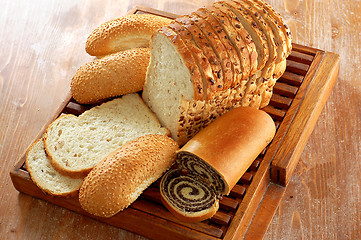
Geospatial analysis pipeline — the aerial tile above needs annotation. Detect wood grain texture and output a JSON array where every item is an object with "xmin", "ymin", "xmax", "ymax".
[{"xmin": 0, "ymin": 0, "xmax": 360, "ymax": 240}]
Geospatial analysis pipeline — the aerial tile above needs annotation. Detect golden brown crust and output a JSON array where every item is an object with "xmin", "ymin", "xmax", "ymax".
[
  {"xmin": 79, "ymin": 134, "xmax": 179, "ymax": 218},
  {"xmin": 204, "ymin": 7, "xmax": 253, "ymax": 82},
  {"xmin": 179, "ymin": 107, "xmax": 276, "ymax": 194},
  {"xmin": 186, "ymin": 14, "xmax": 234, "ymax": 90},
  {"xmin": 85, "ymin": 14, "xmax": 173, "ymax": 56},
  {"xmin": 71, "ymin": 48, "xmax": 150, "ymax": 104}
]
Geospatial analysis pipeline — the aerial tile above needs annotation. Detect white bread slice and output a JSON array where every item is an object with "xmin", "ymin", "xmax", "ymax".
[
  {"xmin": 25, "ymin": 139, "xmax": 84, "ymax": 197},
  {"xmin": 44, "ymin": 93, "xmax": 170, "ymax": 178}
]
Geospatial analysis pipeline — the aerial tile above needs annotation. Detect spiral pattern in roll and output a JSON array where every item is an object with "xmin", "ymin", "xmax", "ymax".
[
  {"xmin": 177, "ymin": 152, "xmax": 225, "ymax": 194},
  {"xmin": 160, "ymin": 169, "xmax": 217, "ymax": 213}
]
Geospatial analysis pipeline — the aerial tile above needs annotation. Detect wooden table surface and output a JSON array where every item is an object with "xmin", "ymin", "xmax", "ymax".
[{"xmin": 1, "ymin": 0, "xmax": 360, "ymax": 239}]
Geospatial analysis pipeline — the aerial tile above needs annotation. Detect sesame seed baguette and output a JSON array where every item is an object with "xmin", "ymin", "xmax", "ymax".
[
  {"xmin": 25, "ymin": 138, "xmax": 84, "ymax": 197},
  {"xmin": 167, "ymin": 22, "xmax": 217, "ymax": 100},
  {"xmin": 175, "ymin": 16, "xmax": 224, "ymax": 92},
  {"xmin": 71, "ymin": 48, "xmax": 150, "ymax": 104},
  {"xmin": 85, "ymin": 14, "xmax": 173, "ymax": 57},
  {"xmin": 79, "ymin": 134, "xmax": 179, "ymax": 218},
  {"xmin": 186, "ymin": 14, "xmax": 234, "ymax": 90}
]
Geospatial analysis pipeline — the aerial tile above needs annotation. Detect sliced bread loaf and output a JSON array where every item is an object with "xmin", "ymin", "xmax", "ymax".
[
  {"xmin": 143, "ymin": 0, "xmax": 291, "ymax": 145},
  {"xmin": 44, "ymin": 93, "xmax": 170, "ymax": 178},
  {"xmin": 25, "ymin": 139, "xmax": 84, "ymax": 197}
]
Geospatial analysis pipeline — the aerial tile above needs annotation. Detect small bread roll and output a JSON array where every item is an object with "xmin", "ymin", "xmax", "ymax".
[
  {"xmin": 71, "ymin": 48, "xmax": 150, "ymax": 104},
  {"xmin": 86, "ymin": 14, "xmax": 173, "ymax": 57},
  {"xmin": 79, "ymin": 134, "xmax": 179, "ymax": 218}
]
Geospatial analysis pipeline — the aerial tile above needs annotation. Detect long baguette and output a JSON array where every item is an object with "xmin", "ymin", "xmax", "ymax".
[
  {"xmin": 71, "ymin": 48, "xmax": 149, "ymax": 104},
  {"xmin": 86, "ymin": 14, "xmax": 173, "ymax": 57},
  {"xmin": 79, "ymin": 134, "xmax": 179, "ymax": 218}
]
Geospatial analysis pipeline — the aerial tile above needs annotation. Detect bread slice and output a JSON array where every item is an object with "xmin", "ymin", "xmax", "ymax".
[
  {"xmin": 85, "ymin": 14, "xmax": 173, "ymax": 57},
  {"xmin": 79, "ymin": 134, "xmax": 179, "ymax": 218},
  {"xmin": 44, "ymin": 93, "xmax": 170, "ymax": 178},
  {"xmin": 175, "ymin": 17, "xmax": 225, "ymax": 93},
  {"xmin": 253, "ymin": 0, "xmax": 292, "ymax": 54},
  {"xmin": 204, "ymin": 6, "xmax": 260, "ymax": 107},
  {"xmin": 203, "ymin": 7, "xmax": 253, "ymax": 80},
  {"xmin": 216, "ymin": 1, "xmax": 269, "ymax": 72},
  {"xmin": 167, "ymin": 22, "xmax": 217, "ymax": 100},
  {"xmin": 225, "ymin": 0, "xmax": 277, "ymax": 107},
  {"xmin": 185, "ymin": 14, "xmax": 234, "ymax": 90},
  {"xmin": 192, "ymin": 8, "xmax": 243, "ymax": 87},
  {"xmin": 25, "ymin": 139, "xmax": 84, "ymax": 197}
]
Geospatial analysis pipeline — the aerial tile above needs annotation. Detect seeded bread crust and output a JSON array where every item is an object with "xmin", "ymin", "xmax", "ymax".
[
  {"xmin": 205, "ymin": 6, "xmax": 261, "ymax": 107},
  {"xmin": 85, "ymin": 14, "xmax": 173, "ymax": 57},
  {"xmin": 157, "ymin": 27, "xmax": 204, "ymax": 100},
  {"xmin": 260, "ymin": 58, "xmax": 287, "ymax": 107},
  {"xmin": 175, "ymin": 17, "xmax": 224, "ymax": 94},
  {"xmin": 167, "ymin": 22, "xmax": 216, "ymax": 100},
  {"xmin": 215, "ymin": 1, "xmax": 269, "ymax": 72},
  {"xmin": 228, "ymin": 0, "xmax": 277, "ymax": 108},
  {"xmin": 206, "ymin": 7, "xmax": 254, "ymax": 80},
  {"xmin": 186, "ymin": 14, "xmax": 234, "ymax": 90},
  {"xmin": 192, "ymin": 9, "xmax": 242, "ymax": 87},
  {"xmin": 253, "ymin": 0, "xmax": 292, "ymax": 55},
  {"xmin": 243, "ymin": 0, "xmax": 289, "ymax": 61},
  {"xmin": 211, "ymin": 3, "xmax": 266, "ymax": 108}
]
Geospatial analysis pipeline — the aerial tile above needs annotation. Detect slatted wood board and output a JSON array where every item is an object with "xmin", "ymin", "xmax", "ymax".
[{"xmin": 10, "ymin": 6, "xmax": 340, "ymax": 240}]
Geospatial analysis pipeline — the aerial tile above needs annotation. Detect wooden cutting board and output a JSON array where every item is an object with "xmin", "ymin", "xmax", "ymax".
[{"xmin": 10, "ymin": 6, "xmax": 340, "ymax": 240}]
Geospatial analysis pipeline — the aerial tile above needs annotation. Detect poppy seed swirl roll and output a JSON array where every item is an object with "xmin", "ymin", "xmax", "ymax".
[
  {"xmin": 160, "ymin": 107, "xmax": 276, "ymax": 222},
  {"xmin": 160, "ymin": 169, "xmax": 218, "ymax": 216}
]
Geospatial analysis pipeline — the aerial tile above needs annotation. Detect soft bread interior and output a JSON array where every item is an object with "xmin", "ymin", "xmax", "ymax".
[
  {"xmin": 44, "ymin": 94, "xmax": 169, "ymax": 177},
  {"xmin": 143, "ymin": 32, "xmax": 194, "ymax": 140},
  {"xmin": 25, "ymin": 139, "xmax": 83, "ymax": 196}
]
